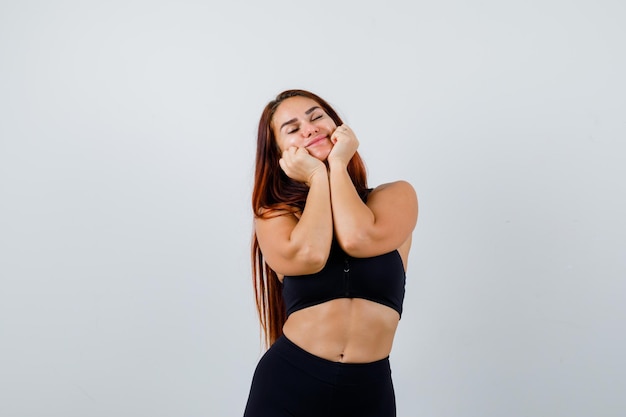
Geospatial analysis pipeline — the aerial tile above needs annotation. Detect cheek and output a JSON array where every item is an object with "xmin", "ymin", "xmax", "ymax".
[
  {"xmin": 324, "ymin": 120, "xmax": 337, "ymax": 132},
  {"xmin": 275, "ymin": 136, "xmax": 293, "ymax": 153}
]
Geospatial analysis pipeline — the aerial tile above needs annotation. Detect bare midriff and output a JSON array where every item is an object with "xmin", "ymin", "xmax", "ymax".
[
  {"xmin": 281, "ymin": 236, "xmax": 411, "ymax": 363},
  {"xmin": 282, "ymin": 299, "xmax": 400, "ymax": 363}
]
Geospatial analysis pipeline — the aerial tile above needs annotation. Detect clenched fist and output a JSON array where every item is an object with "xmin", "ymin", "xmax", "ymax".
[
  {"xmin": 328, "ymin": 124, "xmax": 359, "ymax": 167},
  {"xmin": 279, "ymin": 146, "xmax": 327, "ymax": 186}
]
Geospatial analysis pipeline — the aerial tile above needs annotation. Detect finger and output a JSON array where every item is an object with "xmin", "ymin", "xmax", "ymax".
[
  {"xmin": 332, "ymin": 125, "xmax": 348, "ymax": 139},
  {"xmin": 295, "ymin": 146, "xmax": 310, "ymax": 156},
  {"xmin": 282, "ymin": 147, "xmax": 295, "ymax": 161}
]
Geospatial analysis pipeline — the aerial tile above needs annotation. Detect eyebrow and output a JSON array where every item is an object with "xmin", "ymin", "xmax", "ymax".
[{"xmin": 279, "ymin": 106, "xmax": 321, "ymax": 131}]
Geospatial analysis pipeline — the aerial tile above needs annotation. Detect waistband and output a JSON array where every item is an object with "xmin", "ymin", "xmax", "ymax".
[{"xmin": 271, "ymin": 335, "xmax": 391, "ymax": 385}]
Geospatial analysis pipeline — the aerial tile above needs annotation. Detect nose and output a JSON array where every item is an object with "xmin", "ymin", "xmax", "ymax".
[{"xmin": 301, "ymin": 121, "xmax": 319, "ymax": 137}]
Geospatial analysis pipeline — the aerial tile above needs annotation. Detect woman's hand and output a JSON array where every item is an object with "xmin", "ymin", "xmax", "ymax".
[
  {"xmin": 328, "ymin": 124, "xmax": 359, "ymax": 167},
  {"xmin": 279, "ymin": 146, "xmax": 326, "ymax": 186}
]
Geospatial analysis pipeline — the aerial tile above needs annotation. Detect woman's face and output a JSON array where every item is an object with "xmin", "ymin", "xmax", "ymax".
[{"xmin": 272, "ymin": 96, "xmax": 337, "ymax": 161}]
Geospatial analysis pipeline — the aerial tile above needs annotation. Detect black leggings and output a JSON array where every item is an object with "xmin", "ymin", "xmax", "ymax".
[{"xmin": 243, "ymin": 335, "xmax": 396, "ymax": 417}]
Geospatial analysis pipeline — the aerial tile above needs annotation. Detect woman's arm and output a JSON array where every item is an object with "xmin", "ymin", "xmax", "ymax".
[
  {"xmin": 255, "ymin": 147, "xmax": 333, "ymax": 276},
  {"xmin": 328, "ymin": 126, "xmax": 418, "ymax": 258}
]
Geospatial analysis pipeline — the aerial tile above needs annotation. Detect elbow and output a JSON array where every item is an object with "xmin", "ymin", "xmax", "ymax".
[
  {"xmin": 297, "ymin": 244, "xmax": 329, "ymax": 273},
  {"xmin": 336, "ymin": 233, "xmax": 368, "ymax": 257}
]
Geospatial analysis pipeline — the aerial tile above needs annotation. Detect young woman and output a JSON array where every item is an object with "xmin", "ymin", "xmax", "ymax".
[{"xmin": 244, "ymin": 89, "xmax": 418, "ymax": 417}]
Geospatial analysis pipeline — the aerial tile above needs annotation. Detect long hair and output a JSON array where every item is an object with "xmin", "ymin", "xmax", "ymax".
[{"xmin": 251, "ymin": 89, "xmax": 368, "ymax": 348}]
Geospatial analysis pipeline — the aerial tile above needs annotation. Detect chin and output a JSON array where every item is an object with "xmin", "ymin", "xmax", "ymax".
[
  {"xmin": 312, "ymin": 150, "xmax": 331, "ymax": 162},
  {"xmin": 311, "ymin": 143, "xmax": 332, "ymax": 161}
]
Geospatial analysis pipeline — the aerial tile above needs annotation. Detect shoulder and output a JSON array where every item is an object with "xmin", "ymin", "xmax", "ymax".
[
  {"xmin": 256, "ymin": 206, "xmax": 302, "ymax": 220},
  {"xmin": 367, "ymin": 180, "xmax": 418, "ymax": 225},
  {"xmin": 369, "ymin": 180, "xmax": 417, "ymax": 202}
]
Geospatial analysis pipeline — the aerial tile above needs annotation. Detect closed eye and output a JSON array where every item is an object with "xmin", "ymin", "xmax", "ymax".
[{"xmin": 285, "ymin": 113, "xmax": 323, "ymax": 134}]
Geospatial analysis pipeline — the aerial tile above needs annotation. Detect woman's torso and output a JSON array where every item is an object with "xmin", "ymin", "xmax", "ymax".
[{"xmin": 280, "ymin": 235, "xmax": 411, "ymax": 363}]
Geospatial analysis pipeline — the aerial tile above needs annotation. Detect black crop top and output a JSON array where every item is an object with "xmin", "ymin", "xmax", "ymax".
[{"xmin": 282, "ymin": 239, "xmax": 406, "ymax": 317}]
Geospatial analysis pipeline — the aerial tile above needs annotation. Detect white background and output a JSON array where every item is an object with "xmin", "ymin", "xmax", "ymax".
[{"xmin": 1, "ymin": 1, "xmax": 625, "ymax": 416}]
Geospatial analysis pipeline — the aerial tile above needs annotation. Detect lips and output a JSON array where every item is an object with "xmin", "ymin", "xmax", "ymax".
[{"xmin": 305, "ymin": 135, "xmax": 327, "ymax": 148}]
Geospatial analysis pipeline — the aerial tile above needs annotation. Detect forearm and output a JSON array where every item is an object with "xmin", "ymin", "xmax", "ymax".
[
  {"xmin": 328, "ymin": 161, "xmax": 375, "ymax": 252},
  {"xmin": 288, "ymin": 170, "xmax": 333, "ymax": 264}
]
